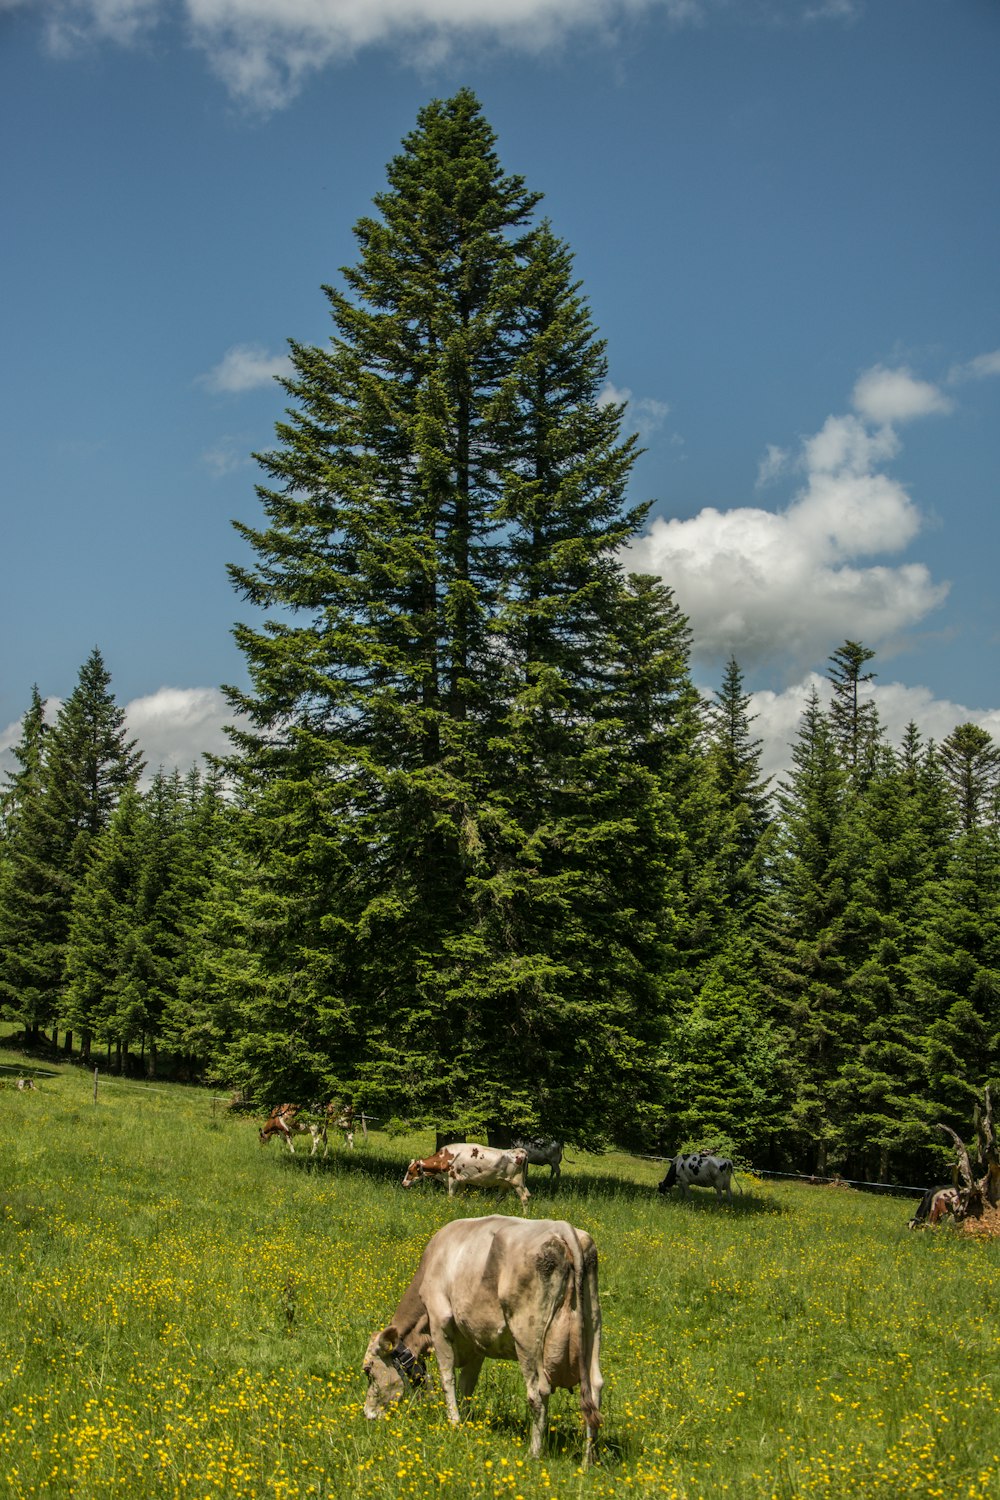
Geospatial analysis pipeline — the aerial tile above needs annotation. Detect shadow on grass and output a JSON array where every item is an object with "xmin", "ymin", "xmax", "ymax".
[
  {"xmin": 0, "ymin": 1059, "xmax": 59, "ymax": 1081},
  {"xmin": 277, "ymin": 1147, "xmax": 783, "ymax": 1214},
  {"xmin": 652, "ymin": 1186, "xmax": 785, "ymax": 1217}
]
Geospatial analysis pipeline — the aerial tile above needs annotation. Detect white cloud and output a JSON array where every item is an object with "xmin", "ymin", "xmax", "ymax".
[
  {"xmin": 199, "ymin": 343, "xmax": 292, "ymax": 394},
  {"xmin": 124, "ymin": 686, "xmax": 239, "ymax": 777},
  {"xmin": 201, "ymin": 437, "xmax": 251, "ymax": 476},
  {"xmin": 948, "ymin": 349, "xmax": 1000, "ymax": 384},
  {"xmin": 43, "ymin": 0, "xmax": 161, "ymax": 53},
  {"xmin": 851, "ymin": 364, "xmax": 952, "ymax": 425},
  {"xmin": 0, "ymin": 686, "xmax": 248, "ymax": 789},
  {"xmin": 598, "ymin": 380, "xmax": 671, "ymax": 436},
  {"xmin": 745, "ymin": 675, "xmax": 1000, "ymax": 783},
  {"xmin": 756, "ymin": 443, "xmax": 789, "ymax": 488},
  {"xmin": 626, "ymin": 369, "xmax": 952, "ymax": 675},
  {"xmin": 19, "ymin": 0, "xmax": 873, "ymax": 106},
  {"xmin": 22, "ymin": 0, "xmax": 708, "ymax": 107}
]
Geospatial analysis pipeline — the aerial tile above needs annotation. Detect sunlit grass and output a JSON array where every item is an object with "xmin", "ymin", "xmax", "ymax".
[{"xmin": 2, "ymin": 1044, "xmax": 999, "ymax": 1497}]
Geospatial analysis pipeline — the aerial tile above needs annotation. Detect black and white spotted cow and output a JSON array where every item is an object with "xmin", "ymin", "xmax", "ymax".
[{"xmin": 658, "ymin": 1151, "xmax": 737, "ymax": 1203}]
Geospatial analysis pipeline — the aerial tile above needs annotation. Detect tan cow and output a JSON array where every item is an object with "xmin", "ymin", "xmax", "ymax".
[
  {"xmin": 363, "ymin": 1215, "xmax": 603, "ymax": 1463},
  {"xmin": 401, "ymin": 1143, "xmax": 530, "ymax": 1206}
]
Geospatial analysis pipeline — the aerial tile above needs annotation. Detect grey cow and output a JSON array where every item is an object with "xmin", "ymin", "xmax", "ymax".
[{"xmin": 515, "ymin": 1138, "xmax": 564, "ymax": 1181}]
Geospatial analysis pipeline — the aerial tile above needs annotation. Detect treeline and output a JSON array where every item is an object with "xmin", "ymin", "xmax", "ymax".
[{"xmin": 2, "ymin": 91, "xmax": 998, "ymax": 1186}]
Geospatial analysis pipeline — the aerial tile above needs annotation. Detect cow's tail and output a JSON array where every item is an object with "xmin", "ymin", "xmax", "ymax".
[{"xmin": 567, "ymin": 1227, "xmax": 602, "ymax": 1431}]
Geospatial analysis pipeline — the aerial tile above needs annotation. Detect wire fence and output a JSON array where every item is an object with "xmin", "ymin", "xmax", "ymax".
[
  {"xmin": 209, "ymin": 1099, "xmax": 933, "ymax": 1198},
  {"xmin": 16, "ymin": 1069, "xmax": 930, "ymax": 1198}
]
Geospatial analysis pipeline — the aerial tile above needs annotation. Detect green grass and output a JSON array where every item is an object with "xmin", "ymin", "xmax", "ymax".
[{"xmin": 2, "ymin": 1046, "xmax": 999, "ymax": 1498}]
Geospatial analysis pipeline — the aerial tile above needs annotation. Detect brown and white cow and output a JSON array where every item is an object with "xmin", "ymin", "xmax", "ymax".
[
  {"xmin": 907, "ymin": 1184, "xmax": 962, "ymax": 1230},
  {"xmin": 402, "ymin": 1143, "xmax": 530, "ymax": 1206},
  {"xmin": 259, "ymin": 1100, "xmax": 355, "ymax": 1157},
  {"xmin": 363, "ymin": 1215, "xmax": 603, "ymax": 1463}
]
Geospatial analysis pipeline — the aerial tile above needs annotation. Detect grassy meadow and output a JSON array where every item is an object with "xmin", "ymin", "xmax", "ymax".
[{"xmin": 2, "ymin": 1047, "xmax": 999, "ymax": 1499}]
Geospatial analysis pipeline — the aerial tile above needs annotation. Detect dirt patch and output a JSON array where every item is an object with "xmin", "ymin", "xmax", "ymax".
[{"xmin": 959, "ymin": 1203, "xmax": 1000, "ymax": 1238}]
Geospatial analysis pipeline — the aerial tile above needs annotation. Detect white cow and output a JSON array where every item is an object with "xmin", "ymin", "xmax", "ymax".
[
  {"xmin": 657, "ymin": 1151, "xmax": 737, "ymax": 1203},
  {"xmin": 402, "ymin": 1143, "xmax": 530, "ymax": 1206},
  {"xmin": 363, "ymin": 1215, "xmax": 603, "ymax": 1463}
]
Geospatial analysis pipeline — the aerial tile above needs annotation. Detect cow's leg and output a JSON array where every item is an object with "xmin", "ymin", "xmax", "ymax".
[
  {"xmin": 456, "ymin": 1352, "xmax": 485, "ymax": 1409},
  {"xmin": 309, "ymin": 1125, "xmax": 322, "ymax": 1157},
  {"xmin": 345, "ymin": 1128, "xmax": 354, "ymax": 1150},
  {"xmin": 510, "ymin": 1347, "xmax": 551, "ymax": 1458},
  {"xmin": 551, "ymin": 1162, "xmax": 560, "ymax": 1181},
  {"xmin": 432, "ymin": 1336, "xmax": 462, "ymax": 1425},
  {"xmin": 525, "ymin": 1377, "xmax": 549, "ymax": 1460}
]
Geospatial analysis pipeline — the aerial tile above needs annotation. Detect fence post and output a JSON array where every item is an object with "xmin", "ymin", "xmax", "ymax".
[{"xmin": 93, "ymin": 1067, "xmax": 99, "ymax": 1105}]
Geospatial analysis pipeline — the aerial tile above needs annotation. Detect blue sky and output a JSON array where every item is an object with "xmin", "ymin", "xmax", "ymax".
[{"xmin": 2, "ymin": 0, "xmax": 998, "ymax": 777}]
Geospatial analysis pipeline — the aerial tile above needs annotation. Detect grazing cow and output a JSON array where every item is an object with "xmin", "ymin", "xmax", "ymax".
[
  {"xmin": 658, "ymin": 1151, "xmax": 737, "ymax": 1203},
  {"xmin": 907, "ymin": 1184, "xmax": 962, "ymax": 1230},
  {"xmin": 259, "ymin": 1100, "xmax": 355, "ymax": 1157},
  {"xmin": 515, "ymin": 1138, "xmax": 564, "ymax": 1181},
  {"xmin": 363, "ymin": 1215, "xmax": 603, "ymax": 1463},
  {"xmin": 402, "ymin": 1143, "xmax": 530, "ymax": 1206}
]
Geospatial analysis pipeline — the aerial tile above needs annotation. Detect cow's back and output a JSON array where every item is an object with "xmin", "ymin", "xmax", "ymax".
[{"xmin": 420, "ymin": 1217, "xmax": 595, "ymax": 1383}]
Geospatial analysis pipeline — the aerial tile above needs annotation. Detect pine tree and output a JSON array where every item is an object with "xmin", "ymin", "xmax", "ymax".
[
  {"xmin": 0, "ymin": 652, "xmax": 142, "ymax": 1048},
  {"xmin": 908, "ymin": 821, "xmax": 1000, "ymax": 1150},
  {"xmin": 63, "ymin": 784, "xmax": 145, "ymax": 1063},
  {"xmin": 763, "ymin": 687, "xmax": 850, "ymax": 1172},
  {"xmin": 832, "ymin": 732, "xmax": 954, "ymax": 1181},
  {"xmin": 704, "ymin": 657, "xmax": 772, "ymax": 924},
  {"xmin": 0, "ymin": 688, "xmax": 52, "ymax": 1039},
  {"xmin": 223, "ymin": 92, "xmax": 688, "ymax": 1140},
  {"xmin": 827, "ymin": 639, "xmax": 881, "ymax": 784},
  {"xmin": 159, "ymin": 766, "xmax": 234, "ymax": 1075},
  {"xmin": 939, "ymin": 722, "xmax": 1000, "ymax": 834}
]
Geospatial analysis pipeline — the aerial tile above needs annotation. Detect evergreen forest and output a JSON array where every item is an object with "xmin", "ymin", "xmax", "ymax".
[{"xmin": 2, "ymin": 92, "xmax": 998, "ymax": 1188}]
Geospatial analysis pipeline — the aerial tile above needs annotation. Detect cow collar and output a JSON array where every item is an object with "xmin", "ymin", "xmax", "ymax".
[{"xmin": 390, "ymin": 1341, "xmax": 427, "ymax": 1387}]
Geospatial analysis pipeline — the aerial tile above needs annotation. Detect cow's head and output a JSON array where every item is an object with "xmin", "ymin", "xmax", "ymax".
[
  {"xmin": 363, "ymin": 1326, "xmax": 405, "ymax": 1417},
  {"xmin": 363, "ymin": 1326, "xmax": 427, "ymax": 1417},
  {"xmin": 401, "ymin": 1160, "xmax": 423, "ymax": 1189},
  {"xmin": 657, "ymin": 1159, "xmax": 678, "ymax": 1194}
]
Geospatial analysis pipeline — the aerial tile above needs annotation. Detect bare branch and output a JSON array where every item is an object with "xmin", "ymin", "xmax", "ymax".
[{"xmin": 937, "ymin": 1122, "xmax": 976, "ymax": 1191}]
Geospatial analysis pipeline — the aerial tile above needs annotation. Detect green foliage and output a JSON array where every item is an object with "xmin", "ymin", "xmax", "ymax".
[
  {"xmin": 0, "ymin": 652, "xmax": 141, "ymax": 1043},
  {"xmin": 222, "ymin": 90, "xmax": 698, "ymax": 1143}
]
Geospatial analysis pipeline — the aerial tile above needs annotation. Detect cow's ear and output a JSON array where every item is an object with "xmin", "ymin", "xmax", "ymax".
[{"xmin": 378, "ymin": 1326, "xmax": 399, "ymax": 1354}]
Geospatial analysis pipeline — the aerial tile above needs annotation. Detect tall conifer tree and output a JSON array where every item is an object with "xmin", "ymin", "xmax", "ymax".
[{"xmin": 224, "ymin": 92, "xmax": 690, "ymax": 1138}]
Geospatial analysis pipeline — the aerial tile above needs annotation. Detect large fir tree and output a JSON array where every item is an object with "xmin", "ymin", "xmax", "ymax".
[{"xmin": 224, "ymin": 91, "xmax": 692, "ymax": 1139}]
